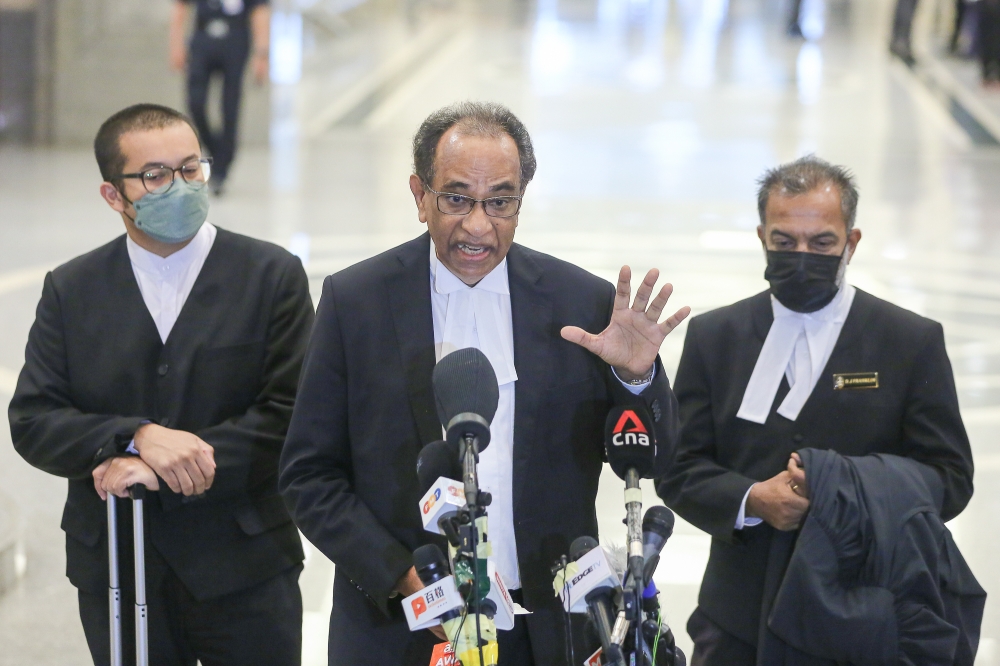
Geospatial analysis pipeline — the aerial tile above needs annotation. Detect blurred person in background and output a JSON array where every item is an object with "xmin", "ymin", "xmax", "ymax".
[
  {"xmin": 890, "ymin": 0, "xmax": 918, "ymax": 64},
  {"xmin": 8, "ymin": 103, "xmax": 313, "ymax": 665},
  {"xmin": 980, "ymin": 0, "xmax": 1000, "ymax": 87},
  {"xmin": 169, "ymin": 0, "xmax": 270, "ymax": 195},
  {"xmin": 658, "ymin": 156, "xmax": 976, "ymax": 664},
  {"xmin": 786, "ymin": 0, "xmax": 804, "ymax": 38}
]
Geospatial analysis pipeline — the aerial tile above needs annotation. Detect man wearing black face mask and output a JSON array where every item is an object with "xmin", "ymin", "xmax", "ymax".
[{"xmin": 657, "ymin": 156, "xmax": 974, "ymax": 665}]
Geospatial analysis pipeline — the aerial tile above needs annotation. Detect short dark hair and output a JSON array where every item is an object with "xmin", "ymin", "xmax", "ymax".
[
  {"xmin": 756, "ymin": 155, "xmax": 860, "ymax": 230},
  {"xmin": 94, "ymin": 104, "xmax": 199, "ymax": 183},
  {"xmin": 412, "ymin": 101, "xmax": 537, "ymax": 192}
]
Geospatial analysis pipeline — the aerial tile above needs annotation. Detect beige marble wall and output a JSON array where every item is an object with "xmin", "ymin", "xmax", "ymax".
[{"xmin": 43, "ymin": 0, "xmax": 269, "ymax": 147}]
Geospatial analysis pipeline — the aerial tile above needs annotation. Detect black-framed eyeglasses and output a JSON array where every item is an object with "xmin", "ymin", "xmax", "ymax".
[
  {"xmin": 423, "ymin": 184, "xmax": 522, "ymax": 218},
  {"xmin": 117, "ymin": 157, "xmax": 213, "ymax": 194}
]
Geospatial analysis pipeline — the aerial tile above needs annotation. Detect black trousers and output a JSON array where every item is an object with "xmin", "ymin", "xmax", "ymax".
[
  {"xmin": 980, "ymin": 1, "xmax": 1000, "ymax": 80},
  {"xmin": 891, "ymin": 0, "xmax": 919, "ymax": 52},
  {"xmin": 186, "ymin": 29, "xmax": 250, "ymax": 182},
  {"xmin": 688, "ymin": 607, "xmax": 756, "ymax": 666},
  {"xmin": 78, "ymin": 542, "xmax": 302, "ymax": 666},
  {"xmin": 498, "ymin": 589, "xmax": 534, "ymax": 665}
]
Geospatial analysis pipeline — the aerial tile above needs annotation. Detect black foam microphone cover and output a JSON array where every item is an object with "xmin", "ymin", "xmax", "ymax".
[
  {"xmin": 643, "ymin": 505, "xmax": 675, "ymax": 545},
  {"xmin": 569, "ymin": 535, "xmax": 600, "ymax": 562},
  {"xmin": 604, "ymin": 404, "xmax": 657, "ymax": 480},
  {"xmin": 432, "ymin": 348, "xmax": 499, "ymax": 449},
  {"xmin": 416, "ymin": 439, "xmax": 462, "ymax": 495},
  {"xmin": 642, "ymin": 505, "xmax": 676, "ymax": 583},
  {"xmin": 413, "ymin": 543, "xmax": 450, "ymax": 586}
]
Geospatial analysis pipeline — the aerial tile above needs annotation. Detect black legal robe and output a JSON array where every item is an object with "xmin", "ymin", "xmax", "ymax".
[
  {"xmin": 9, "ymin": 228, "xmax": 313, "ymax": 601},
  {"xmin": 278, "ymin": 233, "xmax": 680, "ymax": 665},
  {"xmin": 657, "ymin": 288, "xmax": 974, "ymax": 648}
]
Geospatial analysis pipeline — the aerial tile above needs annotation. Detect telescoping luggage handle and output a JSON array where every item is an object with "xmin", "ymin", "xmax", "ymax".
[{"xmin": 107, "ymin": 484, "xmax": 149, "ymax": 666}]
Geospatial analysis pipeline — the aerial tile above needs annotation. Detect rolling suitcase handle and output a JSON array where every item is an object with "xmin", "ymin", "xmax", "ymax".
[{"xmin": 107, "ymin": 484, "xmax": 149, "ymax": 666}]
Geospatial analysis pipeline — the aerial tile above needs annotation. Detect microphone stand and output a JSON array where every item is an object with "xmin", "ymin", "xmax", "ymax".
[
  {"xmin": 455, "ymin": 432, "xmax": 494, "ymax": 666},
  {"xmin": 624, "ymin": 468, "xmax": 651, "ymax": 665},
  {"xmin": 461, "ymin": 434, "xmax": 486, "ymax": 666}
]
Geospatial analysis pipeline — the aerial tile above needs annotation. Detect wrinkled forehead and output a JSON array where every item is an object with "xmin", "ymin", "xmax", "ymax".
[
  {"xmin": 764, "ymin": 184, "xmax": 846, "ymax": 231},
  {"xmin": 432, "ymin": 128, "xmax": 521, "ymax": 189}
]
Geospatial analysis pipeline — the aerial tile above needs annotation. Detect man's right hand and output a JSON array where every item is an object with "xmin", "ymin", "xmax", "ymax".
[
  {"xmin": 93, "ymin": 457, "xmax": 160, "ymax": 501},
  {"xmin": 133, "ymin": 423, "xmax": 215, "ymax": 496},
  {"xmin": 395, "ymin": 566, "xmax": 448, "ymax": 641},
  {"xmin": 745, "ymin": 469, "xmax": 810, "ymax": 531}
]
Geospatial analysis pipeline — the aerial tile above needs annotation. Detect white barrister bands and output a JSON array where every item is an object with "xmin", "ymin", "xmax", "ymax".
[
  {"xmin": 430, "ymin": 242, "xmax": 521, "ymax": 589},
  {"xmin": 737, "ymin": 285, "xmax": 856, "ymax": 424}
]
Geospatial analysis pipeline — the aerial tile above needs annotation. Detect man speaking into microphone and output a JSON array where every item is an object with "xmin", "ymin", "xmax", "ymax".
[{"xmin": 278, "ymin": 102, "xmax": 688, "ymax": 665}]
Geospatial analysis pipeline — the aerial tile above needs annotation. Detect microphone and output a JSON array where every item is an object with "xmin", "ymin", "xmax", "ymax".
[
  {"xmin": 605, "ymin": 405, "xmax": 657, "ymax": 659},
  {"xmin": 570, "ymin": 539, "xmax": 625, "ymax": 666},
  {"xmin": 415, "ymin": 546, "xmax": 499, "ymax": 666},
  {"xmin": 604, "ymin": 405, "xmax": 657, "ymax": 481},
  {"xmin": 637, "ymin": 508, "xmax": 683, "ymax": 666},
  {"xmin": 641, "ymin": 505, "xmax": 675, "ymax": 585},
  {"xmin": 416, "ymin": 440, "xmax": 465, "ymax": 541},
  {"xmin": 569, "ymin": 537, "xmax": 625, "ymax": 666},
  {"xmin": 570, "ymin": 535, "xmax": 599, "ymax": 562},
  {"xmin": 432, "ymin": 347, "xmax": 499, "ymax": 451},
  {"xmin": 604, "ymin": 404, "xmax": 657, "ymax": 584},
  {"xmin": 405, "ymin": 545, "xmax": 465, "ymax": 633},
  {"xmin": 431, "ymin": 348, "xmax": 501, "ymax": 666},
  {"xmin": 417, "ymin": 439, "xmax": 462, "ymax": 494}
]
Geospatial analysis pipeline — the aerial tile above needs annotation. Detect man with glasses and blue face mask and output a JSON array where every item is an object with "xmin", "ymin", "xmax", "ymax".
[
  {"xmin": 9, "ymin": 103, "xmax": 313, "ymax": 665},
  {"xmin": 657, "ymin": 156, "xmax": 975, "ymax": 665}
]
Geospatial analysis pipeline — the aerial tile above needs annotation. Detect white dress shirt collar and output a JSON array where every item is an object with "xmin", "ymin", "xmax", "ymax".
[
  {"xmin": 126, "ymin": 222, "xmax": 217, "ymax": 343},
  {"xmin": 736, "ymin": 283, "xmax": 856, "ymax": 424},
  {"xmin": 429, "ymin": 242, "xmax": 518, "ymax": 386},
  {"xmin": 429, "ymin": 241, "xmax": 521, "ymax": 588}
]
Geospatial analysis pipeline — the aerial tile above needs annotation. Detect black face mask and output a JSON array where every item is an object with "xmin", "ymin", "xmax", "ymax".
[{"xmin": 764, "ymin": 250, "xmax": 843, "ymax": 313}]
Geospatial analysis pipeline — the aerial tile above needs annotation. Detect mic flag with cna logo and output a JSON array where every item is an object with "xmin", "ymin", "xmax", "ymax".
[
  {"xmin": 604, "ymin": 404, "xmax": 657, "ymax": 480},
  {"xmin": 611, "ymin": 409, "xmax": 649, "ymax": 445}
]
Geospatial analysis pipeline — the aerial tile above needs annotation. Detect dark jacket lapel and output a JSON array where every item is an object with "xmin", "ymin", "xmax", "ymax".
[
  {"xmin": 751, "ymin": 290, "xmax": 773, "ymax": 342},
  {"xmin": 507, "ymin": 244, "xmax": 553, "ymax": 507},
  {"xmin": 163, "ymin": 228, "xmax": 228, "ymax": 348},
  {"xmin": 386, "ymin": 233, "xmax": 440, "ymax": 446},
  {"xmin": 110, "ymin": 236, "xmax": 163, "ymax": 346},
  {"xmin": 823, "ymin": 288, "xmax": 876, "ymax": 364},
  {"xmin": 792, "ymin": 287, "xmax": 878, "ymax": 421}
]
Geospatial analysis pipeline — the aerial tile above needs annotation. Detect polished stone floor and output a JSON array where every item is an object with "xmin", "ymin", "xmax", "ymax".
[{"xmin": 2, "ymin": 0, "xmax": 1000, "ymax": 663}]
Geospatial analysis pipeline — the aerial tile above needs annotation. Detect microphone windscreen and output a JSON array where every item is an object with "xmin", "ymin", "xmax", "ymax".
[
  {"xmin": 642, "ymin": 505, "xmax": 675, "ymax": 542},
  {"xmin": 416, "ymin": 439, "xmax": 462, "ymax": 495},
  {"xmin": 432, "ymin": 348, "xmax": 500, "ymax": 428},
  {"xmin": 569, "ymin": 536, "xmax": 599, "ymax": 562},
  {"xmin": 413, "ymin": 543, "xmax": 450, "ymax": 585},
  {"xmin": 607, "ymin": 542, "xmax": 628, "ymax": 581},
  {"xmin": 604, "ymin": 405, "xmax": 657, "ymax": 480}
]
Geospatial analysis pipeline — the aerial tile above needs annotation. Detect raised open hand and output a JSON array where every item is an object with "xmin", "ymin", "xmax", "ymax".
[{"xmin": 560, "ymin": 266, "xmax": 691, "ymax": 381}]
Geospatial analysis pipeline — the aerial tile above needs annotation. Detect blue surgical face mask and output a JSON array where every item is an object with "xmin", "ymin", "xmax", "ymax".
[{"xmin": 131, "ymin": 180, "xmax": 209, "ymax": 244}]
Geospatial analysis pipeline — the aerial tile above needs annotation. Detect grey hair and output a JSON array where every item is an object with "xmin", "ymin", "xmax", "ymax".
[
  {"xmin": 756, "ymin": 155, "xmax": 860, "ymax": 230},
  {"xmin": 412, "ymin": 101, "xmax": 537, "ymax": 192}
]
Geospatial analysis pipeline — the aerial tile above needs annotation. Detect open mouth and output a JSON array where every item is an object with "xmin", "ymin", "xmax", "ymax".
[{"xmin": 457, "ymin": 243, "xmax": 489, "ymax": 257}]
